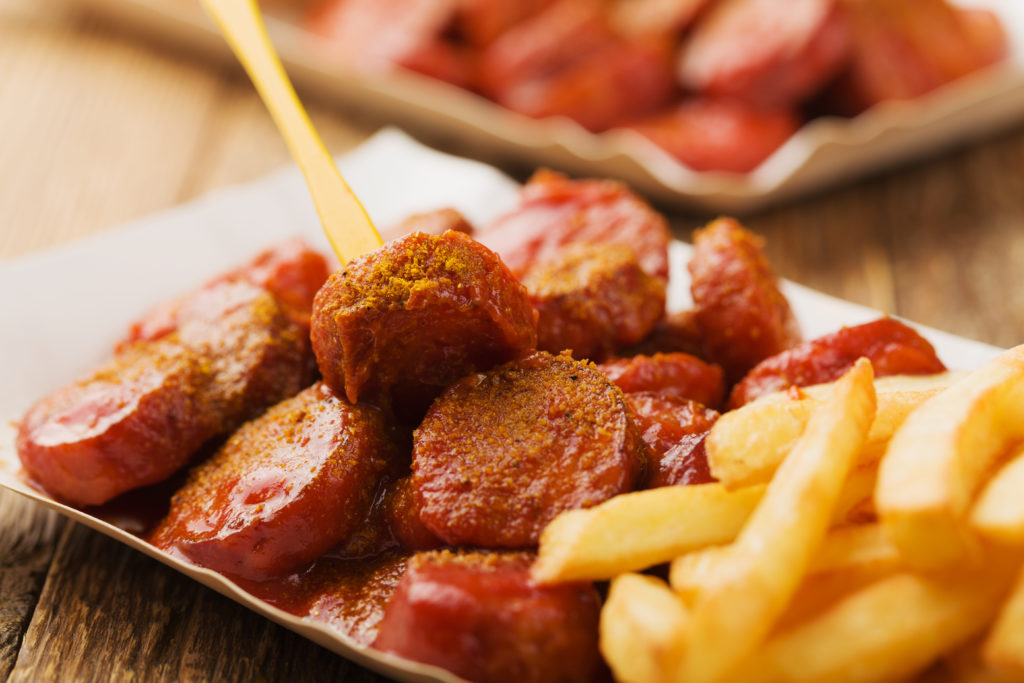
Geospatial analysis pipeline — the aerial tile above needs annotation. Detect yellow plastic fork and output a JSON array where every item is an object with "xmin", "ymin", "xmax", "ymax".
[{"xmin": 201, "ymin": 0, "xmax": 382, "ymax": 263}]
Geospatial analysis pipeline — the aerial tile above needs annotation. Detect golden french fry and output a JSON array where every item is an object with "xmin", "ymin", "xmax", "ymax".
[
  {"xmin": 984, "ymin": 565, "xmax": 1024, "ymax": 674},
  {"xmin": 707, "ymin": 373, "xmax": 957, "ymax": 490},
  {"xmin": 877, "ymin": 345, "xmax": 1024, "ymax": 569},
  {"xmin": 531, "ymin": 483, "xmax": 765, "ymax": 584},
  {"xmin": 729, "ymin": 559, "xmax": 1019, "ymax": 683},
  {"xmin": 671, "ymin": 522, "xmax": 901, "ymax": 600},
  {"xmin": 678, "ymin": 359, "xmax": 877, "ymax": 683},
  {"xmin": 971, "ymin": 444, "xmax": 1024, "ymax": 546},
  {"xmin": 946, "ymin": 635, "xmax": 1022, "ymax": 683},
  {"xmin": 534, "ymin": 463, "xmax": 876, "ymax": 585},
  {"xmin": 600, "ymin": 573, "xmax": 690, "ymax": 683}
]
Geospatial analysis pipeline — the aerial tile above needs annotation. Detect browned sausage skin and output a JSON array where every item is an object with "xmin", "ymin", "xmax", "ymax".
[
  {"xmin": 689, "ymin": 217, "xmax": 802, "ymax": 384},
  {"xmin": 311, "ymin": 230, "xmax": 537, "ymax": 420},
  {"xmin": 598, "ymin": 352, "xmax": 724, "ymax": 409},
  {"xmin": 522, "ymin": 243, "xmax": 666, "ymax": 362},
  {"xmin": 413, "ymin": 350, "xmax": 645, "ymax": 548},
  {"xmin": 373, "ymin": 550, "xmax": 602, "ymax": 683},
  {"xmin": 151, "ymin": 383, "xmax": 396, "ymax": 581},
  {"xmin": 478, "ymin": 169, "xmax": 672, "ymax": 280},
  {"xmin": 17, "ymin": 282, "xmax": 311, "ymax": 507}
]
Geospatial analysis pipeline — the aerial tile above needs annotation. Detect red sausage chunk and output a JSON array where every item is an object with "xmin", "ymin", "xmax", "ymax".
[
  {"xmin": 689, "ymin": 217, "xmax": 801, "ymax": 384},
  {"xmin": 628, "ymin": 98, "xmax": 800, "ymax": 173},
  {"xmin": 373, "ymin": 550, "xmax": 602, "ymax": 683},
  {"xmin": 151, "ymin": 383, "xmax": 394, "ymax": 581},
  {"xmin": 310, "ymin": 231, "xmax": 537, "ymax": 419},
  {"xmin": 599, "ymin": 352, "xmax": 724, "ymax": 409},
  {"xmin": 384, "ymin": 476, "xmax": 443, "ymax": 552},
  {"xmin": 122, "ymin": 238, "xmax": 329, "ymax": 346},
  {"xmin": 413, "ymin": 351, "xmax": 645, "ymax": 547},
  {"xmin": 626, "ymin": 392, "xmax": 719, "ymax": 488},
  {"xmin": 522, "ymin": 243, "xmax": 666, "ymax": 362},
  {"xmin": 678, "ymin": 0, "xmax": 852, "ymax": 109},
  {"xmin": 728, "ymin": 317, "xmax": 947, "ymax": 408},
  {"xmin": 17, "ymin": 283, "xmax": 311, "ymax": 507},
  {"xmin": 478, "ymin": 169, "xmax": 672, "ymax": 280}
]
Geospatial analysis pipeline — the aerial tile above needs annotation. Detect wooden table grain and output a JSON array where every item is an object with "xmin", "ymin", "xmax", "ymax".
[{"xmin": 3, "ymin": 1, "xmax": 1024, "ymax": 681}]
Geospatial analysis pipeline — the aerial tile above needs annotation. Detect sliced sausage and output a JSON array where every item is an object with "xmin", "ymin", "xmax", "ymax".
[
  {"xmin": 478, "ymin": 169, "xmax": 671, "ymax": 280},
  {"xmin": 412, "ymin": 350, "xmax": 645, "ymax": 548},
  {"xmin": 678, "ymin": 0, "xmax": 852, "ymax": 109},
  {"xmin": 456, "ymin": 0, "xmax": 556, "ymax": 47},
  {"xmin": 384, "ymin": 476, "xmax": 443, "ymax": 552},
  {"xmin": 599, "ymin": 352, "xmax": 724, "ymax": 409},
  {"xmin": 121, "ymin": 238, "xmax": 329, "ymax": 347},
  {"xmin": 626, "ymin": 391, "xmax": 718, "ymax": 488},
  {"xmin": 373, "ymin": 550, "xmax": 601, "ymax": 683},
  {"xmin": 522, "ymin": 243, "xmax": 666, "ymax": 362},
  {"xmin": 490, "ymin": 36, "xmax": 677, "ymax": 133},
  {"xmin": 728, "ymin": 317, "xmax": 947, "ymax": 408},
  {"xmin": 689, "ymin": 217, "xmax": 801, "ymax": 384},
  {"xmin": 311, "ymin": 230, "xmax": 537, "ymax": 420},
  {"xmin": 17, "ymin": 282, "xmax": 311, "ymax": 507},
  {"xmin": 151, "ymin": 383, "xmax": 395, "ymax": 581},
  {"xmin": 828, "ymin": 0, "xmax": 1006, "ymax": 114},
  {"xmin": 627, "ymin": 98, "xmax": 800, "ymax": 173}
]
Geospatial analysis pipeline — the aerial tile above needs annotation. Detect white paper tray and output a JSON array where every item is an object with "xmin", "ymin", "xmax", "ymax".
[
  {"xmin": 0, "ymin": 130, "xmax": 1004, "ymax": 682},
  {"xmin": 66, "ymin": 0, "xmax": 1024, "ymax": 212}
]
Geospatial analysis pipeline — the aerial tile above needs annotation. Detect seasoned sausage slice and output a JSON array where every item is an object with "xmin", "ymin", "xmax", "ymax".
[
  {"xmin": 17, "ymin": 282, "xmax": 311, "ymax": 507},
  {"xmin": 151, "ymin": 383, "xmax": 395, "ymax": 581},
  {"xmin": 373, "ymin": 550, "xmax": 601, "ymax": 683},
  {"xmin": 689, "ymin": 217, "xmax": 801, "ymax": 384},
  {"xmin": 522, "ymin": 243, "xmax": 666, "ymax": 362},
  {"xmin": 384, "ymin": 476, "xmax": 443, "ymax": 552},
  {"xmin": 121, "ymin": 238, "xmax": 329, "ymax": 346},
  {"xmin": 478, "ymin": 169, "xmax": 672, "ymax": 280},
  {"xmin": 728, "ymin": 317, "xmax": 947, "ymax": 408},
  {"xmin": 620, "ymin": 309, "xmax": 706, "ymax": 358},
  {"xmin": 311, "ymin": 231, "xmax": 537, "ymax": 420},
  {"xmin": 413, "ymin": 351, "xmax": 645, "ymax": 548},
  {"xmin": 599, "ymin": 352, "xmax": 724, "ymax": 409},
  {"xmin": 626, "ymin": 392, "xmax": 719, "ymax": 488}
]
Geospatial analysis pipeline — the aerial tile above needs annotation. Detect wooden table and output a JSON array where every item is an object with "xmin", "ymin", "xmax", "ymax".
[{"xmin": 3, "ymin": 1, "xmax": 1024, "ymax": 680}]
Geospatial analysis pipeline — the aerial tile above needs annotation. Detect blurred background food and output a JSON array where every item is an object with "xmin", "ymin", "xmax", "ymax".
[{"xmin": 60, "ymin": 0, "xmax": 1024, "ymax": 209}]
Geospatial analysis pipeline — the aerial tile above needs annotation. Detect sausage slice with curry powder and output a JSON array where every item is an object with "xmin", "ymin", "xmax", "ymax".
[{"xmin": 412, "ymin": 350, "xmax": 646, "ymax": 548}]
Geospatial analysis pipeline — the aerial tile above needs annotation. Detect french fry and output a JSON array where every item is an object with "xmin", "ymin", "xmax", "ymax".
[
  {"xmin": 971, "ymin": 444, "xmax": 1024, "ymax": 546},
  {"xmin": 677, "ymin": 359, "xmax": 877, "ymax": 683},
  {"xmin": 670, "ymin": 522, "xmax": 901, "ymax": 600},
  {"xmin": 707, "ymin": 373, "xmax": 957, "ymax": 489},
  {"xmin": 877, "ymin": 345, "xmax": 1024, "ymax": 569},
  {"xmin": 728, "ymin": 558, "xmax": 1019, "ymax": 683},
  {"xmin": 600, "ymin": 574, "xmax": 690, "ymax": 683},
  {"xmin": 945, "ymin": 635, "xmax": 1022, "ymax": 683},
  {"xmin": 533, "ymin": 463, "xmax": 877, "ymax": 584},
  {"xmin": 531, "ymin": 482, "xmax": 765, "ymax": 584},
  {"xmin": 984, "ymin": 565, "xmax": 1024, "ymax": 674}
]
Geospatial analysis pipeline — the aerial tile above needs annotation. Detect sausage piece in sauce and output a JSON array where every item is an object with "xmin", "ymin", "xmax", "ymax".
[
  {"xmin": 17, "ymin": 282, "xmax": 311, "ymax": 507},
  {"xmin": 599, "ymin": 352, "xmax": 724, "ymax": 409},
  {"xmin": 626, "ymin": 391, "xmax": 719, "ymax": 488},
  {"xmin": 521, "ymin": 243, "xmax": 666, "ymax": 362},
  {"xmin": 311, "ymin": 230, "xmax": 537, "ymax": 420},
  {"xmin": 413, "ymin": 350, "xmax": 645, "ymax": 548},
  {"xmin": 373, "ymin": 550, "xmax": 602, "ymax": 683},
  {"xmin": 728, "ymin": 317, "xmax": 947, "ymax": 408},
  {"xmin": 689, "ymin": 217, "xmax": 801, "ymax": 384},
  {"xmin": 151, "ymin": 382, "xmax": 396, "ymax": 581}
]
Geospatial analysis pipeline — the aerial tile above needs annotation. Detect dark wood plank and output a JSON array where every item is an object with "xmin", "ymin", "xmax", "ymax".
[
  {"xmin": 8, "ymin": 522, "xmax": 391, "ymax": 682},
  {"xmin": 0, "ymin": 492, "xmax": 64, "ymax": 681}
]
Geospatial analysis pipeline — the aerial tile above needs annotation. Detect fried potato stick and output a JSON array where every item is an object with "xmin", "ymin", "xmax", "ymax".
[{"xmin": 677, "ymin": 359, "xmax": 876, "ymax": 683}]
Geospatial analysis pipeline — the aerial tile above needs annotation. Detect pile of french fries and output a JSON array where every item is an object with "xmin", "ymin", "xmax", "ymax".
[{"xmin": 533, "ymin": 345, "xmax": 1024, "ymax": 683}]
